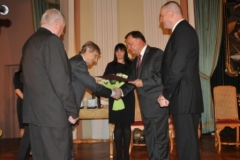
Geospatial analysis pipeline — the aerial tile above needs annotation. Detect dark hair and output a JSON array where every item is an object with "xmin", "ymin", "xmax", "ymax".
[
  {"xmin": 113, "ymin": 43, "xmax": 131, "ymax": 64},
  {"xmin": 125, "ymin": 31, "xmax": 146, "ymax": 43},
  {"xmin": 79, "ymin": 41, "xmax": 101, "ymax": 54},
  {"xmin": 17, "ymin": 58, "xmax": 23, "ymax": 73}
]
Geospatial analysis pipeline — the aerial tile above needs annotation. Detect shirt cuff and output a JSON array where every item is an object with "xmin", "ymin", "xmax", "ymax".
[
  {"xmin": 120, "ymin": 89, "xmax": 124, "ymax": 97},
  {"xmin": 111, "ymin": 90, "xmax": 115, "ymax": 97}
]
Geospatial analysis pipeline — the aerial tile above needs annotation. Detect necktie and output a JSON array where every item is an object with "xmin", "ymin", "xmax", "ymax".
[{"xmin": 137, "ymin": 54, "xmax": 142, "ymax": 71}]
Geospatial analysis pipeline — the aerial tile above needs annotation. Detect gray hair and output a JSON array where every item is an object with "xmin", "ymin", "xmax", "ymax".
[
  {"xmin": 40, "ymin": 9, "xmax": 65, "ymax": 26},
  {"xmin": 79, "ymin": 41, "xmax": 101, "ymax": 55}
]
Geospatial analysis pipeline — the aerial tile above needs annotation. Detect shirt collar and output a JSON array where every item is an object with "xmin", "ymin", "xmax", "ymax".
[
  {"xmin": 81, "ymin": 54, "xmax": 86, "ymax": 61},
  {"xmin": 139, "ymin": 45, "xmax": 147, "ymax": 58},
  {"xmin": 172, "ymin": 19, "xmax": 184, "ymax": 32},
  {"xmin": 41, "ymin": 27, "xmax": 53, "ymax": 34}
]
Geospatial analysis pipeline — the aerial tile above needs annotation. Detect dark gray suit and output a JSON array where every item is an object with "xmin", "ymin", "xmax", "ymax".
[
  {"xmin": 69, "ymin": 54, "xmax": 112, "ymax": 107},
  {"xmin": 22, "ymin": 27, "xmax": 79, "ymax": 160},
  {"xmin": 162, "ymin": 20, "xmax": 204, "ymax": 160},
  {"xmin": 121, "ymin": 46, "xmax": 169, "ymax": 160}
]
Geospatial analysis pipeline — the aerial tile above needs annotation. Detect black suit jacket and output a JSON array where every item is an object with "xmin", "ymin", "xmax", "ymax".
[
  {"xmin": 121, "ymin": 45, "xmax": 168, "ymax": 118},
  {"xmin": 22, "ymin": 27, "xmax": 79, "ymax": 128},
  {"xmin": 162, "ymin": 20, "xmax": 204, "ymax": 114},
  {"xmin": 70, "ymin": 54, "xmax": 112, "ymax": 107}
]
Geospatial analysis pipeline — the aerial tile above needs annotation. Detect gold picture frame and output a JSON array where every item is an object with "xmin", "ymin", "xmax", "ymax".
[{"xmin": 224, "ymin": 0, "xmax": 240, "ymax": 76}]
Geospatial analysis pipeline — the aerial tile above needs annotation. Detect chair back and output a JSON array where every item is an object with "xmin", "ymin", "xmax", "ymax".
[
  {"xmin": 134, "ymin": 90, "xmax": 142, "ymax": 121},
  {"xmin": 213, "ymin": 86, "xmax": 239, "ymax": 120}
]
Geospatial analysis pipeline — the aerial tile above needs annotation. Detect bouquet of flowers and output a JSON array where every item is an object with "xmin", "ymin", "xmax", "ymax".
[{"xmin": 100, "ymin": 73, "xmax": 128, "ymax": 111}]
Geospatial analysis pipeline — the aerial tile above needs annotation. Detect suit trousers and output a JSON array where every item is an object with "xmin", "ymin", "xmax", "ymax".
[
  {"xmin": 29, "ymin": 124, "xmax": 72, "ymax": 160},
  {"xmin": 172, "ymin": 113, "xmax": 200, "ymax": 160},
  {"xmin": 142, "ymin": 113, "xmax": 169, "ymax": 160},
  {"xmin": 17, "ymin": 125, "xmax": 31, "ymax": 160}
]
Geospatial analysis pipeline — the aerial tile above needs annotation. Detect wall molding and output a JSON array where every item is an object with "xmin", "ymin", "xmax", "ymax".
[{"xmin": 3, "ymin": 65, "xmax": 20, "ymax": 138}]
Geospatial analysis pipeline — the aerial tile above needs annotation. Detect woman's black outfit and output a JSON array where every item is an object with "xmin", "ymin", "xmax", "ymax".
[
  {"xmin": 103, "ymin": 61, "xmax": 135, "ymax": 160},
  {"xmin": 13, "ymin": 70, "xmax": 24, "ymax": 129},
  {"xmin": 13, "ymin": 69, "xmax": 31, "ymax": 160}
]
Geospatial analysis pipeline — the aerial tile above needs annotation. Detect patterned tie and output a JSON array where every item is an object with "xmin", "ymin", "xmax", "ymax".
[{"xmin": 137, "ymin": 54, "xmax": 142, "ymax": 71}]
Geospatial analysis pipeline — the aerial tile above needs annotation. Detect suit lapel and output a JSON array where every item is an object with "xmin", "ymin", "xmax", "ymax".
[{"xmin": 133, "ymin": 57, "xmax": 138, "ymax": 77}]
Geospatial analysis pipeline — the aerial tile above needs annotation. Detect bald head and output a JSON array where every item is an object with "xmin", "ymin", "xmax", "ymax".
[
  {"xmin": 162, "ymin": 1, "xmax": 183, "ymax": 16},
  {"xmin": 159, "ymin": 1, "xmax": 183, "ymax": 30}
]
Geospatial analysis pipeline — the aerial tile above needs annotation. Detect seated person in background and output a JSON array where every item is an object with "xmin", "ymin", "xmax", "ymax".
[{"xmin": 69, "ymin": 41, "xmax": 121, "ymax": 108}]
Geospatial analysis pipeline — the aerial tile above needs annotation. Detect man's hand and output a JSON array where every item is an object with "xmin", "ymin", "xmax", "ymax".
[
  {"xmin": 111, "ymin": 88, "xmax": 121, "ymax": 99},
  {"xmin": 128, "ymin": 79, "xmax": 143, "ymax": 87},
  {"xmin": 68, "ymin": 116, "xmax": 79, "ymax": 124},
  {"xmin": 157, "ymin": 94, "xmax": 169, "ymax": 107}
]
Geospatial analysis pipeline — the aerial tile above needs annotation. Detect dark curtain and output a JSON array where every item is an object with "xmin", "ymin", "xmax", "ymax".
[
  {"xmin": 211, "ymin": 17, "xmax": 240, "ymax": 101},
  {"xmin": 211, "ymin": 21, "xmax": 240, "ymax": 133},
  {"xmin": 194, "ymin": 0, "xmax": 222, "ymax": 133},
  {"xmin": 31, "ymin": 0, "xmax": 60, "ymax": 31}
]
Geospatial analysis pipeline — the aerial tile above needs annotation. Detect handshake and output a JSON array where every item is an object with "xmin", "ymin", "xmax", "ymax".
[{"xmin": 111, "ymin": 88, "xmax": 122, "ymax": 99}]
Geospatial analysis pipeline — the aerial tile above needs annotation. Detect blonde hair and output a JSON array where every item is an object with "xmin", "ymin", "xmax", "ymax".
[{"xmin": 40, "ymin": 9, "xmax": 65, "ymax": 26}]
